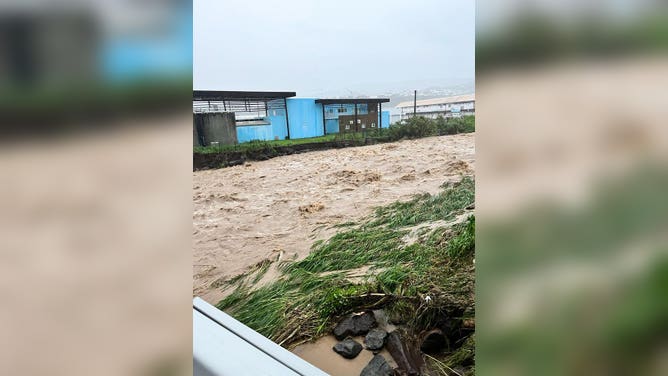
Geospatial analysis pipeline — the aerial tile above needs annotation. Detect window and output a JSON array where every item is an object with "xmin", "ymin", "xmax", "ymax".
[{"xmin": 338, "ymin": 108, "xmax": 347, "ymax": 113}]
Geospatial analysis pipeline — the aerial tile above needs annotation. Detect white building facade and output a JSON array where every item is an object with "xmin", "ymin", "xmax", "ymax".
[{"xmin": 395, "ymin": 94, "xmax": 475, "ymax": 121}]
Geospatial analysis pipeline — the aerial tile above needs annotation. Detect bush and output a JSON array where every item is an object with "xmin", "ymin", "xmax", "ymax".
[
  {"xmin": 436, "ymin": 115, "xmax": 475, "ymax": 135},
  {"xmin": 388, "ymin": 116, "xmax": 438, "ymax": 140},
  {"xmin": 388, "ymin": 115, "xmax": 474, "ymax": 140}
]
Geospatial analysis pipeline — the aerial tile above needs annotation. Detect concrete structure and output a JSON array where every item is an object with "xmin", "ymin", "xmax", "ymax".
[
  {"xmin": 396, "ymin": 93, "xmax": 475, "ymax": 121},
  {"xmin": 194, "ymin": 91, "xmax": 391, "ymax": 144},
  {"xmin": 194, "ymin": 112, "xmax": 237, "ymax": 146},
  {"xmin": 194, "ymin": 297, "xmax": 328, "ymax": 376}
]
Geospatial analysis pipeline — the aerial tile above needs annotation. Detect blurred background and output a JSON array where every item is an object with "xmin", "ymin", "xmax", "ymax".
[
  {"xmin": 476, "ymin": 0, "xmax": 668, "ymax": 375},
  {"xmin": 0, "ymin": 0, "xmax": 191, "ymax": 133},
  {"xmin": 0, "ymin": 1, "xmax": 192, "ymax": 375},
  {"xmin": 3, "ymin": 0, "xmax": 668, "ymax": 375}
]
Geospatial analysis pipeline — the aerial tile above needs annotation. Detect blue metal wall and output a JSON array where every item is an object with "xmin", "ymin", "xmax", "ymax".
[
  {"xmin": 235, "ymin": 100, "xmax": 391, "ymax": 143},
  {"xmin": 382, "ymin": 111, "xmax": 390, "ymax": 128},
  {"xmin": 237, "ymin": 124, "xmax": 274, "ymax": 143},
  {"xmin": 267, "ymin": 108, "xmax": 288, "ymax": 140},
  {"xmin": 286, "ymin": 98, "xmax": 324, "ymax": 140},
  {"xmin": 236, "ymin": 98, "xmax": 323, "ymax": 142}
]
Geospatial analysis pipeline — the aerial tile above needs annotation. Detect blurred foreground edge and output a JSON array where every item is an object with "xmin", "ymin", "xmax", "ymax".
[{"xmin": 193, "ymin": 297, "xmax": 330, "ymax": 376}]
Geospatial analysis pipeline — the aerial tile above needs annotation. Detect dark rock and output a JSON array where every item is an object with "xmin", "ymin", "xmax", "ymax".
[
  {"xmin": 360, "ymin": 354, "xmax": 393, "ymax": 376},
  {"xmin": 332, "ymin": 338, "xmax": 363, "ymax": 359},
  {"xmin": 420, "ymin": 329, "xmax": 446, "ymax": 354},
  {"xmin": 227, "ymin": 159, "xmax": 245, "ymax": 167},
  {"xmin": 364, "ymin": 328, "xmax": 388, "ymax": 351},
  {"xmin": 333, "ymin": 311, "xmax": 377, "ymax": 340},
  {"xmin": 385, "ymin": 331, "xmax": 422, "ymax": 376}
]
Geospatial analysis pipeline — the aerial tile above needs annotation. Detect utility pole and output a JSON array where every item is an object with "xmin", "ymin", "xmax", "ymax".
[{"xmin": 413, "ymin": 90, "xmax": 417, "ymax": 117}]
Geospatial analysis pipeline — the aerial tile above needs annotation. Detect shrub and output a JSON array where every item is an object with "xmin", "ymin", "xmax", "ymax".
[
  {"xmin": 388, "ymin": 116, "xmax": 438, "ymax": 140},
  {"xmin": 389, "ymin": 115, "xmax": 475, "ymax": 140},
  {"xmin": 436, "ymin": 115, "xmax": 475, "ymax": 135}
]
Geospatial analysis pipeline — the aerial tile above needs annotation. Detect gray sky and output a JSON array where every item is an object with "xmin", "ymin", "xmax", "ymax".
[{"xmin": 194, "ymin": 0, "xmax": 475, "ymax": 97}]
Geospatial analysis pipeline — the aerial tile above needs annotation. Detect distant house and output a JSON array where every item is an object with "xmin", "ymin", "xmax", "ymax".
[{"xmin": 395, "ymin": 94, "xmax": 475, "ymax": 121}]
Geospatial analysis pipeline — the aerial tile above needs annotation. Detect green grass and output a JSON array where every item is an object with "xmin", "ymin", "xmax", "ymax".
[
  {"xmin": 371, "ymin": 178, "xmax": 475, "ymax": 228},
  {"xmin": 194, "ymin": 132, "xmax": 370, "ymax": 154},
  {"xmin": 216, "ymin": 177, "xmax": 475, "ymax": 347}
]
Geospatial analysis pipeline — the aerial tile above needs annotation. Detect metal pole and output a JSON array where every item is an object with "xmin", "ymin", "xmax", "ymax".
[
  {"xmin": 379, "ymin": 102, "xmax": 382, "ymax": 131},
  {"xmin": 322, "ymin": 104, "xmax": 326, "ymax": 136},
  {"xmin": 354, "ymin": 103, "xmax": 358, "ymax": 135},
  {"xmin": 413, "ymin": 90, "xmax": 417, "ymax": 117},
  {"xmin": 284, "ymin": 97, "xmax": 290, "ymax": 140}
]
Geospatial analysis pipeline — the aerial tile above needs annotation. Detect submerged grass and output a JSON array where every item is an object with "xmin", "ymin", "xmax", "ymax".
[{"xmin": 216, "ymin": 176, "xmax": 475, "ymax": 349}]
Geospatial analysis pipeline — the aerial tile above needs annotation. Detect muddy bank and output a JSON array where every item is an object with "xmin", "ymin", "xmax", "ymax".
[{"xmin": 194, "ymin": 139, "xmax": 390, "ymax": 170}]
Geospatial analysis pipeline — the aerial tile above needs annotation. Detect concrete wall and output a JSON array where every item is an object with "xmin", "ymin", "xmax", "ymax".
[
  {"xmin": 194, "ymin": 119, "xmax": 200, "ymax": 146},
  {"xmin": 195, "ymin": 112, "xmax": 237, "ymax": 146}
]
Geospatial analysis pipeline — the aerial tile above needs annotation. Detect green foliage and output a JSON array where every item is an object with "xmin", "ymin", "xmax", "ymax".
[
  {"xmin": 387, "ymin": 116, "xmax": 438, "ymax": 139},
  {"xmin": 372, "ymin": 177, "xmax": 475, "ymax": 228},
  {"xmin": 446, "ymin": 216, "xmax": 476, "ymax": 259},
  {"xmin": 436, "ymin": 115, "xmax": 475, "ymax": 135},
  {"xmin": 387, "ymin": 115, "xmax": 475, "ymax": 140}
]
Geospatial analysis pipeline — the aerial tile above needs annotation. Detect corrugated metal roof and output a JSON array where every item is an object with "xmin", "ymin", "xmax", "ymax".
[{"xmin": 396, "ymin": 93, "xmax": 475, "ymax": 108}]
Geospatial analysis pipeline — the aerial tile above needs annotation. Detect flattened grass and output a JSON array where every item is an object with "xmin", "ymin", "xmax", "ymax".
[{"xmin": 216, "ymin": 176, "xmax": 475, "ymax": 345}]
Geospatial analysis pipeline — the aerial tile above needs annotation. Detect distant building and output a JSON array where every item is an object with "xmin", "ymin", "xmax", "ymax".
[
  {"xmin": 193, "ymin": 91, "xmax": 391, "ymax": 145},
  {"xmin": 395, "ymin": 94, "xmax": 475, "ymax": 121}
]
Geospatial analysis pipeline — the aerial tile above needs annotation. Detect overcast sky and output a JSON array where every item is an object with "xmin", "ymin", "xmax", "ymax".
[{"xmin": 194, "ymin": 0, "xmax": 474, "ymax": 96}]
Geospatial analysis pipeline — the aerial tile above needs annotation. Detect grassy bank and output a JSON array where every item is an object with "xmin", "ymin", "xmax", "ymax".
[
  {"xmin": 215, "ymin": 176, "xmax": 475, "ymax": 372},
  {"xmin": 194, "ymin": 134, "xmax": 344, "ymax": 154},
  {"xmin": 194, "ymin": 115, "xmax": 475, "ymax": 154},
  {"xmin": 193, "ymin": 116, "xmax": 475, "ymax": 170}
]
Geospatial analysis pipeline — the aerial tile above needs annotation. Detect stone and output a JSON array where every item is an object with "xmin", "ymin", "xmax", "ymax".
[
  {"xmin": 332, "ymin": 338, "xmax": 363, "ymax": 359},
  {"xmin": 420, "ymin": 329, "xmax": 446, "ymax": 354},
  {"xmin": 364, "ymin": 328, "xmax": 388, "ymax": 351},
  {"xmin": 333, "ymin": 311, "xmax": 377, "ymax": 340},
  {"xmin": 385, "ymin": 331, "xmax": 422, "ymax": 376},
  {"xmin": 360, "ymin": 354, "xmax": 394, "ymax": 376}
]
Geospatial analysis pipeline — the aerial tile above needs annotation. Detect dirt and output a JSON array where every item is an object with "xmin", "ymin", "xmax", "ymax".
[{"xmin": 193, "ymin": 133, "xmax": 475, "ymax": 304}]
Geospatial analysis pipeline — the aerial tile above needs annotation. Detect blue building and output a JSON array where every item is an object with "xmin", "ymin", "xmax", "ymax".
[{"xmin": 193, "ymin": 91, "xmax": 391, "ymax": 144}]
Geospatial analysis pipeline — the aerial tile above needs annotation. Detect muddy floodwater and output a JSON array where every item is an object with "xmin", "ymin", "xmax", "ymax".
[
  {"xmin": 193, "ymin": 134, "xmax": 475, "ymax": 304},
  {"xmin": 293, "ymin": 335, "xmax": 397, "ymax": 375}
]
